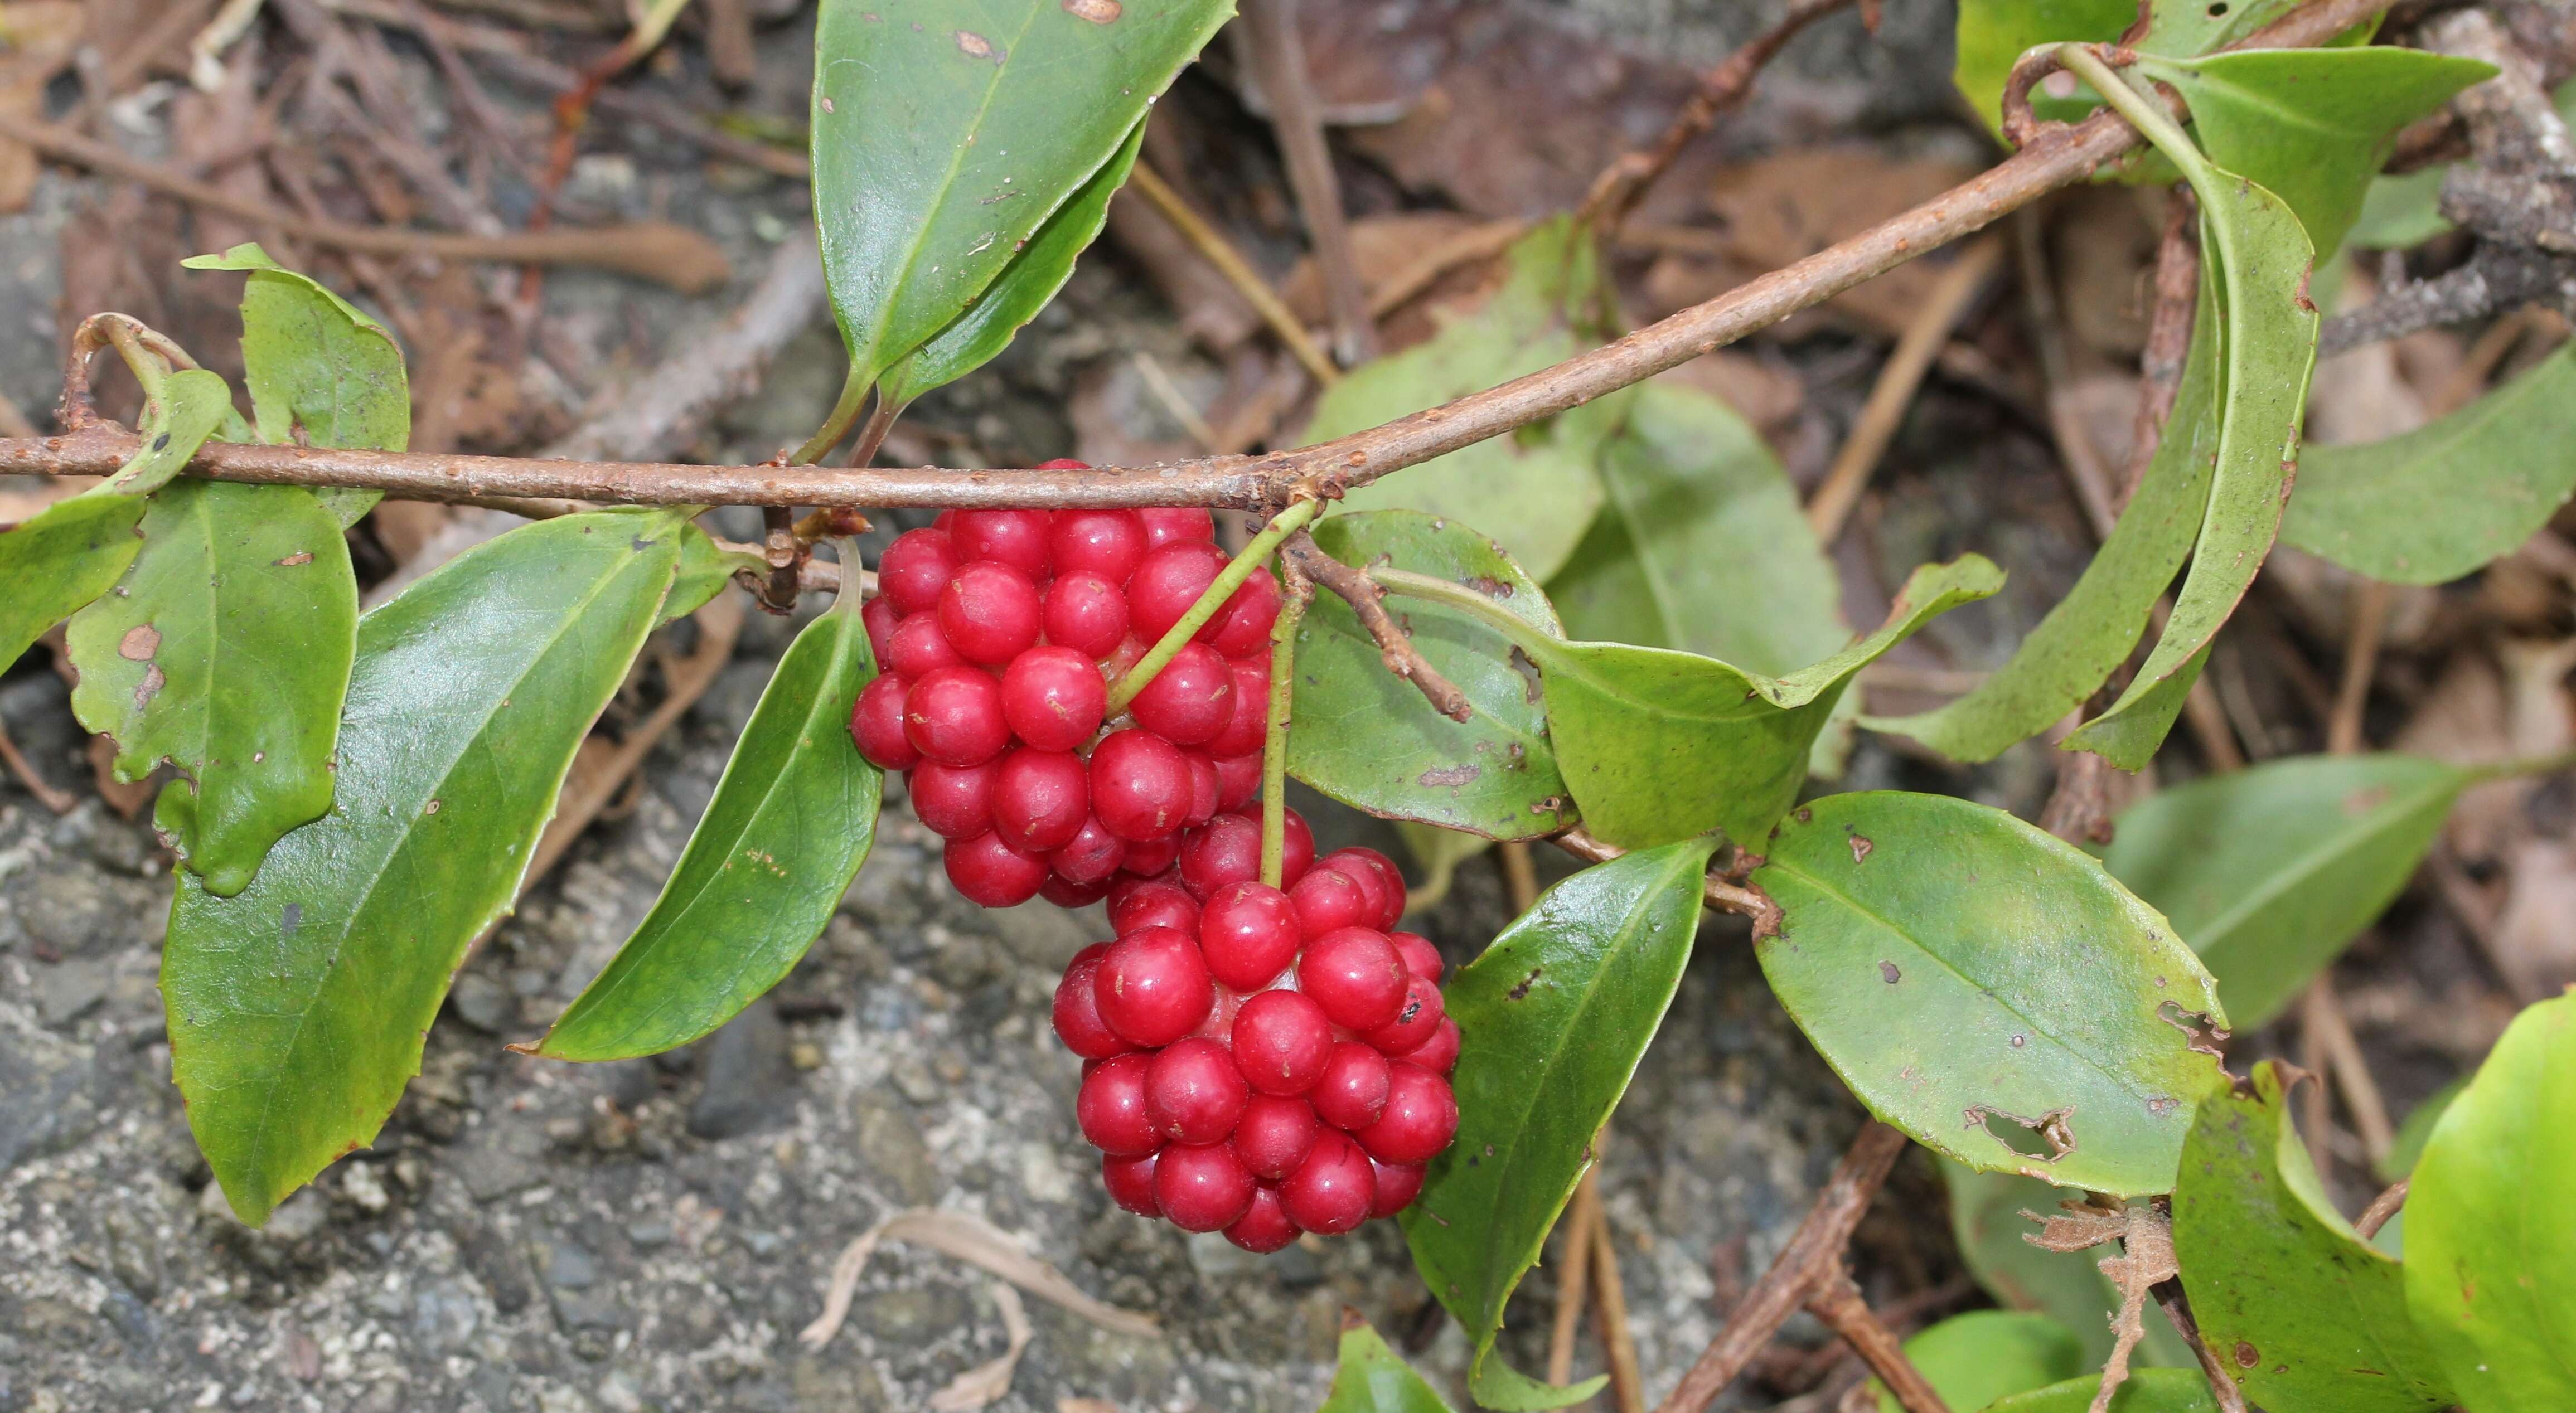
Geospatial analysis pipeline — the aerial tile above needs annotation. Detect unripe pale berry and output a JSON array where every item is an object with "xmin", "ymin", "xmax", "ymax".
[
  {"xmin": 945, "ymin": 831, "xmax": 1047, "ymax": 907},
  {"xmin": 1363, "ymin": 972, "xmax": 1446, "ymax": 1057},
  {"xmin": 1000, "ymin": 645, "xmax": 1106, "ymax": 752},
  {"xmin": 1297, "ymin": 927, "xmax": 1410, "ymax": 1031},
  {"xmin": 1049, "ymin": 816, "xmax": 1127, "ymax": 886},
  {"xmin": 991, "ymin": 747, "xmax": 1090, "ymax": 853},
  {"xmin": 1231, "ymin": 988, "xmax": 1334, "ymax": 1095},
  {"xmin": 1154, "ymin": 1142, "xmax": 1255, "ymax": 1232},
  {"xmin": 886, "ymin": 610, "xmax": 967, "ymax": 679},
  {"xmin": 937, "ymin": 560, "xmax": 1043, "ymax": 665},
  {"xmin": 850, "ymin": 673, "xmax": 920, "ymax": 770},
  {"xmin": 1076, "ymin": 1053, "xmax": 1159, "ymax": 1156},
  {"xmin": 1101, "ymin": 1152, "xmax": 1160, "ymax": 1217},
  {"xmin": 903, "ymin": 666, "xmax": 1009, "ymax": 768},
  {"xmin": 1042, "ymin": 572, "xmax": 1130, "ymax": 661},
  {"xmin": 1089, "ymin": 729, "xmax": 1192, "ymax": 841},
  {"xmin": 1144, "ymin": 1037, "xmax": 1250, "ymax": 1145},
  {"xmin": 1369, "ymin": 1158, "xmax": 1425, "ymax": 1218},
  {"xmin": 948, "ymin": 508, "xmax": 1054, "ymax": 579},
  {"xmin": 1049, "ymin": 509, "xmax": 1147, "ymax": 584},
  {"xmin": 1128, "ymin": 541, "xmax": 1227, "ymax": 642},
  {"xmin": 1108, "ymin": 878, "xmax": 1199, "ymax": 936},
  {"xmin": 1280, "ymin": 1130, "xmax": 1374, "ymax": 1235},
  {"xmin": 1129, "ymin": 641, "xmax": 1234, "ymax": 747},
  {"xmin": 877, "ymin": 528, "xmax": 956, "ymax": 615},
  {"xmin": 1231, "ymin": 1094, "xmax": 1320, "ymax": 1180},
  {"xmin": 1095, "ymin": 925, "xmax": 1213, "ymax": 1047},
  {"xmin": 908, "ymin": 760, "xmax": 996, "ymax": 839},
  {"xmin": 1051, "ymin": 944, "xmax": 1130, "ymax": 1060},
  {"xmin": 1355, "ymin": 1062, "xmax": 1458, "ymax": 1164},
  {"xmin": 1289, "ymin": 866, "xmax": 1376, "ymax": 939},
  {"xmin": 1310, "ymin": 1041, "xmax": 1392, "ymax": 1130},
  {"xmin": 1223, "ymin": 1183, "xmax": 1301, "ymax": 1254},
  {"xmin": 1199, "ymin": 881, "xmax": 1302, "ymax": 990}
]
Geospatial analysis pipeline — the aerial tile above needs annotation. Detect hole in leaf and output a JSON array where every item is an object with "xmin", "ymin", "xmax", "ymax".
[
  {"xmin": 2207, "ymin": 1, "xmax": 2228, "ymax": 14},
  {"xmin": 1967, "ymin": 1104, "xmax": 2078, "ymax": 1163}
]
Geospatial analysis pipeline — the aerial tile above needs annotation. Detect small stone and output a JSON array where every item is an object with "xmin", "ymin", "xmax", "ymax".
[
  {"xmin": 339, "ymin": 1163, "xmax": 390, "ymax": 1212},
  {"xmin": 626, "ymin": 1221, "xmax": 671, "ymax": 1250},
  {"xmin": 686, "ymin": 998, "xmax": 793, "ymax": 1140},
  {"xmin": 33, "ymin": 956, "xmax": 109, "ymax": 1026},
  {"xmin": 545, "ymin": 1242, "xmax": 599, "ymax": 1289},
  {"xmin": 889, "ymin": 1055, "xmax": 942, "ymax": 1107},
  {"xmin": 446, "ymin": 972, "xmax": 515, "ymax": 1035}
]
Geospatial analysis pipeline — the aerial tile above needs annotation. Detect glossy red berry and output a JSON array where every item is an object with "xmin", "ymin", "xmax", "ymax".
[
  {"xmin": 1231, "ymin": 1095, "xmax": 1320, "ymax": 1180},
  {"xmin": 1198, "ymin": 881, "xmax": 1302, "ymax": 990},
  {"xmin": 1178, "ymin": 811, "xmax": 1262, "ymax": 900},
  {"xmin": 1310, "ymin": 1041, "xmax": 1392, "ymax": 1130},
  {"xmin": 1356, "ymin": 1062, "xmax": 1458, "ymax": 1164},
  {"xmin": 998, "ymin": 645, "xmax": 1105, "ymax": 753},
  {"xmin": 1289, "ymin": 867, "xmax": 1376, "ymax": 939},
  {"xmin": 1272, "ymin": 807, "xmax": 1315, "ymax": 886},
  {"xmin": 945, "ymin": 831, "xmax": 1047, "ymax": 907},
  {"xmin": 1120, "ymin": 833, "xmax": 1182, "ymax": 878},
  {"xmin": 947, "ymin": 508, "xmax": 1054, "ymax": 579},
  {"xmin": 1206, "ymin": 569, "xmax": 1282, "ymax": 659},
  {"xmin": 937, "ymin": 560, "xmax": 1043, "ymax": 665},
  {"xmin": 1040, "ymin": 873, "xmax": 1112, "ymax": 907},
  {"xmin": 877, "ymin": 528, "xmax": 956, "ymax": 614},
  {"xmin": 1128, "ymin": 541, "xmax": 1227, "ymax": 642},
  {"xmin": 1390, "ymin": 930, "xmax": 1444, "ymax": 983},
  {"xmin": 1095, "ymin": 925, "xmax": 1213, "ymax": 1047},
  {"xmin": 1076, "ymin": 1053, "xmax": 1159, "ymax": 1156},
  {"xmin": 1049, "ymin": 509, "xmax": 1146, "ymax": 583},
  {"xmin": 1129, "ymin": 642, "xmax": 1235, "ymax": 747},
  {"xmin": 1280, "ymin": 1130, "xmax": 1374, "ymax": 1235},
  {"xmin": 1222, "ymin": 1184, "xmax": 1301, "ymax": 1253},
  {"xmin": 1189, "ymin": 983, "xmax": 1246, "ymax": 1046},
  {"xmin": 1212, "ymin": 753, "xmax": 1262, "ymax": 812},
  {"xmin": 903, "ymin": 666, "xmax": 1009, "ymax": 767},
  {"xmin": 1329, "ymin": 848, "xmax": 1408, "ymax": 929},
  {"xmin": 1410, "ymin": 1016, "xmax": 1461, "ymax": 1075},
  {"xmin": 1154, "ymin": 1142, "xmax": 1256, "ymax": 1232},
  {"xmin": 1144, "ymin": 1037, "xmax": 1250, "ymax": 1145},
  {"xmin": 1049, "ymin": 816, "xmax": 1127, "ymax": 886},
  {"xmin": 886, "ymin": 610, "xmax": 967, "ymax": 679},
  {"xmin": 1051, "ymin": 944, "xmax": 1130, "ymax": 1060},
  {"xmin": 1363, "ymin": 972, "xmax": 1446, "ymax": 1057},
  {"xmin": 908, "ymin": 760, "xmax": 996, "ymax": 839},
  {"xmin": 991, "ymin": 748, "xmax": 1090, "ymax": 853},
  {"xmin": 1206, "ymin": 658, "xmax": 1271, "ymax": 758},
  {"xmin": 1135, "ymin": 506, "xmax": 1216, "ymax": 549},
  {"xmin": 1368, "ymin": 1159, "xmax": 1425, "ymax": 1218},
  {"xmin": 1102, "ymin": 1152, "xmax": 1160, "ymax": 1217},
  {"xmin": 862, "ymin": 595, "xmax": 900, "ymax": 665},
  {"xmin": 1297, "ymin": 927, "xmax": 1410, "ymax": 1031},
  {"xmin": 1231, "ymin": 988, "xmax": 1334, "ymax": 1095},
  {"xmin": 1041, "ymin": 571, "xmax": 1130, "ymax": 661},
  {"xmin": 850, "ymin": 673, "xmax": 920, "ymax": 770},
  {"xmin": 1089, "ymin": 729, "xmax": 1193, "ymax": 841},
  {"xmin": 1107, "ymin": 878, "xmax": 1199, "ymax": 936},
  {"xmin": 1183, "ymin": 754, "xmax": 1220, "ymax": 827}
]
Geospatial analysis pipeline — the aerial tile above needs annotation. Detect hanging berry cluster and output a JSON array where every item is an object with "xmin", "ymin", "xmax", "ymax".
[{"xmin": 848, "ymin": 470, "xmax": 1459, "ymax": 1253}]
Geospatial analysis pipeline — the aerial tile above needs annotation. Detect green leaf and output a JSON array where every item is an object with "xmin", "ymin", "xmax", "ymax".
[
  {"xmin": 1982, "ymin": 1369, "xmax": 2221, "ymax": 1413},
  {"xmin": 1941, "ymin": 1161, "xmax": 2196, "ymax": 1368},
  {"xmin": 662, "ymin": 522, "xmax": 761, "ymax": 626},
  {"xmin": 1403, "ymin": 839, "xmax": 1717, "ymax": 1404},
  {"xmin": 1952, "ymin": 0, "xmax": 2134, "ymax": 137},
  {"xmin": 1311, "ymin": 218, "xmax": 1623, "ymax": 580},
  {"xmin": 1867, "ymin": 287, "xmax": 2220, "ymax": 763},
  {"xmin": 2134, "ymin": 49, "xmax": 2494, "ymax": 254},
  {"xmin": 2172, "ymin": 1061, "xmax": 2453, "ymax": 1412},
  {"xmin": 1503, "ymin": 557, "xmax": 2002, "ymax": 849},
  {"xmin": 2348, "ymin": 167, "xmax": 2453, "ymax": 249},
  {"xmin": 1320, "ymin": 1317, "xmax": 1456, "ymax": 1413},
  {"xmin": 2063, "ymin": 91, "xmax": 2320, "ymax": 769},
  {"xmin": 1550, "ymin": 380, "xmax": 1846, "ymax": 676},
  {"xmin": 2403, "ymin": 992, "xmax": 2576, "ymax": 1411},
  {"xmin": 538, "ymin": 565, "xmax": 882, "ymax": 1060},
  {"xmin": 877, "ymin": 116, "xmax": 1145, "ymax": 407},
  {"xmin": 184, "ymin": 242, "xmax": 409, "ymax": 527},
  {"xmin": 811, "ymin": 0, "xmax": 1229, "ymax": 393},
  {"xmin": 163, "ymin": 511, "xmax": 684, "ymax": 1223},
  {"xmin": 64, "ymin": 480, "xmax": 355, "ymax": 896},
  {"xmin": 2138, "ymin": 0, "xmax": 2333, "ymax": 60},
  {"xmin": 1752, "ymin": 792, "xmax": 2228, "ymax": 1197},
  {"xmin": 96, "ymin": 368, "xmax": 239, "ymax": 498},
  {"xmin": 2282, "ymin": 346, "xmax": 2576, "ymax": 585},
  {"xmin": 2101, "ymin": 752, "xmax": 2474, "ymax": 1029},
  {"xmin": 1873, "ymin": 1311, "xmax": 2087, "ymax": 1413},
  {"xmin": 1290, "ymin": 511, "xmax": 1576, "ymax": 841}
]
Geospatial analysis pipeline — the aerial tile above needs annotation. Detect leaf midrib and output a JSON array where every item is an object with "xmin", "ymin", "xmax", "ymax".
[{"xmin": 2189, "ymin": 768, "xmax": 2463, "ymax": 962}]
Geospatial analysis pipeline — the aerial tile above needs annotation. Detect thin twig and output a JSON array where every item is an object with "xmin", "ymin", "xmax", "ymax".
[
  {"xmin": 1554, "ymin": 827, "xmax": 1779, "ymax": 934},
  {"xmin": 2148, "ymin": 1278, "xmax": 2250, "ymax": 1413},
  {"xmin": 0, "ymin": 715, "xmax": 78, "ymax": 815},
  {"xmin": 1591, "ymin": 1193, "xmax": 1646, "ymax": 1413},
  {"xmin": 1806, "ymin": 1270, "xmax": 1953, "ymax": 1413},
  {"xmin": 2327, "ymin": 579, "xmax": 2392, "ymax": 756},
  {"xmin": 2356, "ymin": 1179, "xmax": 2408, "ymax": 1239},
  {"xmin": 2123, "ymin": 191, "xmax": 2201, "ymax": 512},
  {"xmin": 1240, "ymin": 0, "xmax": 1373, "ymax": 366},
  {"xmin": 1281, "ymin": 531, "xmax": 1473, "ymax": 721},
  {"xmin": 1127, "ymin": 162, "xmax": 1342, "ymax": 387},
  {"xmin": 2013, "ymin": 207, "xmax": 2117, "ymax": 541},
  {"xmin": 1548, "ymin": 1169, "xmax": 1603, "ymax": 1388},
  {"xmin": 2302, "ymin": 981, "xmax": 2397, "ymax": 1164}
]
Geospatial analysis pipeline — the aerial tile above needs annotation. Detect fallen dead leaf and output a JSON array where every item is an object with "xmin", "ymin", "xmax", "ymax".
[
  {"xmin": 803, "ymin": 1208, "xmax": 1160, "ymax": 1351},
  {"xmin": 2492, "ymin": 837, "xmax": 2576, "ymax": 998},
  {"xmin": 928, "ymin": 1283, "xmax": 1034, "ymax": 1412}
]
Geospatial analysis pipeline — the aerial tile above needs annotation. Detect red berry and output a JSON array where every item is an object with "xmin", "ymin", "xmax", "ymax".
[
  {"xmin": 1049, "ymin": 816, "xmax": 1127, "ymax": 886},
  {"xmin": 932, "ymin": 510, "xmax": 958, "ymax": 532},
  {"xmin": 1120, "ymin": 833, "xmax": 1182, "ymax": 878},
  {"xmin": 1040, "ymin": 571, "xmax": 1131, "ymax": 662},
  {"xmin": 1298, "ymin": 928, "xmax": 1409, "ymax": 1031},
  {"xmin": 999, "ymin": 646, "xmax": 1106, "ymax": 754},
  {"xmin": 1231, "ymin": 988, "xmax": 1334, "ymax": 1095},
  {"xmin": 1368, "ymin": 1159, "xmax": 1425, "ymax": 1218},
  {"xmin": 948, "ymin": 509, "xmax": 1054, "ymax": 579},
  {"xmin": 1154, "ymin": 1143, "xmax": 1255, "ymax": 1232},
  {"xmin": 886, "ymin": 610, "xmax": 967, "ymax": 679},
  {"xmin": 1090, "ymin": 729, "xmax": 1193, "ymax": 841},
  {"xmin": 850, "ymin": 674, "xmax": 919, "ymax": 769},
  {"xmin": 1040, "ymin": 873, "xmax": 1112, "ymax": 907},
  {"xmin": 1108, "ymin": 878, "xmax": 1199, "ymax": 936},
  {"xmin": 1034, "ymin": 458, "xmax": 1092, "ymax": 470},
  {"xmin": 1049, "ymin": 509, "xmax": 1147, "ymax": 583},
  {"xmin": 1207, "ymin": 658, "xmax": 1271, "ymax": 758},
  {"xmin": 877, "ymin": 528, "xmax": 956, "ymax": 615},
  {"xmin": 1129, "ymin": 642, "xmax": 1235, "ymax": 747},
  {"xmin": 1076, "ymin": 1053, "xmax": 1159, "ymax": 1156},
  {"xmin": 1330, "ymin": 848, "xmax": 1408, "ymax": 929},
  {"xmin": 1272, "ymin": 807, "xmax": 1315, "ymax": 886},
  {"xmin": 1207, "ymin": 569, "xmax": 1282, "ymax": 659},
  {"xmin": 937, "ymin": 561, "xmax": 1043, "ymax": 665},
  {"xmin": 1189, "ymin": 983, "xmax": 1246, "ymax": 1046},
  {"xmin": 1364, "ymin": 972, "xmax": 1446, "ymax": 1056},
  {"xmin": 1178, "ymin": 812, "xmax": 1262, "ymax": 900},
  {"xmin": 1310, "ymin": 1041, "xmax": 1392, "ymax": 1130},
  {"xmin": 1051, "ymin": 944, "xmax": 1130, "ymax": 1060},
  {"xmin": 1280, "ymin": 1131, "xmax": 1374, "ymax": 1235},
  {"xmin": 1145, "ymin": 1037, "xmax": 1250, "ymax": 1145},
  {"xmin": 903, "ymin": 667, "xmax": 1010, "ymax": 767},
  {"xmin": 1102, "ymin": 1152, "xmax": 1159, "ymax": 1217},
  {"xmin": 1129, "ymin": 541, "xmax": 1227, "ymax": 642},
  {"xmin": 1184, "ymin": 754, "xmax": 1220, "ymax": 827},
  {"xmin": 945, "ymin": 831, "xmax": 1047, "ymax": 907},
  {"xmin": 991, "ymin": 748, "xmax": 1090, "ymax": 853},
  {"xmin": 1136, "ymin": 507, "xmax": 1216, "ymax": 550},
  {"xmin": 1231, "ymin": 1095, "xmax": 1321, "ymax": 1180},
  {"xmin": 863, "ymin": 595, "xmax": 900, "ymax": 665},
  {"xmin": 1212, "ymin": 753, "xmax": 1262, "ymax": 812},
  {"xmin": 1411, "ymin": 1017, "xmax": 1461, "ymax": 1075},
  {"xmin": 1356, "ymin": 1063, "xmax": 1458, "ymax": 1164},
  {"xmin": 908, "ymin": 760, "xmax": 996, "ymax": 839},
  {"xmin": 1199, "ymin": 882, "xmax": 1302, "ymax": 990},
  {"xmin": 1290, "ymin": 867, "xmax": 1376, "ymax": 939},
  {"xmin": 1390, "ymin": 930, "xmax": 1444, "ymax": 983},
  {"xmin": 1095, "ymin": 925, "xmax": 1213, "ymax": 1047},
  {"xmin": 1223, "ymin": 1184, "xmax": 1301, "ymax": 1253}
]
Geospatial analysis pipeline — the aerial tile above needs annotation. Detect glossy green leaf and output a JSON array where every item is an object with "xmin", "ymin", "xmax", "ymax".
[
  {"xmin": 877, "ymin": 116, "xmax": 1145, "ymax": 407},
  {"xmin": 2102, "ymin": 752, "xmax": 2475, "ymax": 1029},
  {"xmin": 2064, "ymin": 86, "xmax": 2320, "ymax": 769},
  {"xmin": 1481, "ymin": 557, "xmax": 2001, "ymax": 849},
  {"xmin": 1869, "ymin": 286, "xmax": 2219, "ymax": 763},
  {"xmin": 811, "ymin": 0, "xmax": 1229, "ymax": 394},
  {"xmin": 1753, "ymin": 792, "xmax": 2228, "ymax": 1196},
  {"xmin": 1320, "ymin": 1317, "xmax": 1455, "ymax": 1413},
  {"xmin": 1943, "ymin": 1161, "xmax": 2195, "ymax": 1368},
  {"xmin": 1403, "ymin": 839, "xmax": 1717, "ymax": 1405},
  {"xmin": 539, "ymin": 564, "xmax": 882, "ymax": 1060},
  {"xmin": 65, "ymin": 480, "xmax": 355, "ymax": 896},
  {"xmin": 1313, "ymin": 218, "xmax": 1623, "ymax": 580},
  {"xmin": 1983, "ymin": 1370, "xmax": 2220, "ymax": 1413},
  {"xmin": 662, "ymin": 522, "xmax": 762, "ymax": 626},
  {"xmin": 2173, "ymin": 1061, "xmax": 2452, "ymax": 1412},
  {"xmin": 1874, "ymin": 1311, "xmax": 2086, "ymax": 1413},
  {"xmin": 184, "ymin": 242, "xmax": 409, "ymax": 526},
  {"xmin": 96, "ymin": 368, "xmax": 239, "ymax": 498},
  {"xmin": 1551, "ymin": 380, "xmax": 1845, "ymax": 676},
  {"xmin": 164, "ymin": 511, "xmax": 684, "ymax": 1223},
  {"xmin": 1290, "ymin": 511, "xmax": 1576, "ymax": 841},
  {"xmin": 2282, "ymin": 346, "xmax": 2576, "ymax": 585},
  {"xmin": 2135, "ymin": 49, "xmax": 2493, "ymax": 253},
  {"xmin": 2403, "ymin": 992, "xmax": 2576, "ymax": 1411}
]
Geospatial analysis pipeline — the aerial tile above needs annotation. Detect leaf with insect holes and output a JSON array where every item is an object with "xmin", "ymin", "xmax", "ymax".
[
  {"xmin": 811, "ymin": 0, "xmax": 1229, "ymax": 398},
  {"xmin": 1289, "ymin": 511, "xmax": 1576, "ymax": 842},
  {"xmin": 1311, "ymin": 218, "xmax": 1625, "ymax": 581},
  {"xmin": 1752, "ymin": 792, "xmax": 2229, "ymax": 1197},
  {"xmin": 537, "ymin": 563, "xmax": 882, "ymax": 1060},
  {"xmin": 163, "ymin": 511, "xmax": 683, "ymax": 1223},
  {"xmin": 65, "ymin": 480, "xmax": 355, "ymax": 897},
  {"xmin": 1319, "ymin": 1316, "xmax": 1455, "ymax": 1413},
  {"xmin": 1985, "ymin": 1369, "xmax": 2221, "ymax": 1412},
  {"xmin": 2100, "ymin": 752, "xmax": 2477, "ymax": 1030},
  {"xmin": 2403, "ymin": 991, "xmax": 2576, "ymax": 1412},
  {"xmin": 1870, "ymin": 1310, "xmax": 2086, "ymax": 1413},
  {"xmin": 1403, "ymin": 839, "xmax": 1716, "ymax": 1410},
  {"xmin": 184, "ymin": 243, "xmax": 409, "ymax": 527},
  {"xmin": 1942, "ymin": 1162, "xmax": 2197, "ymax": 1368},
  {"xmin": 2282, "ymin": 345, "xmax": 2576, "ymax": 585},
  {"xmin": 2172, "ymin": 1061, "xmax": 2454, "ymax": 1412}
]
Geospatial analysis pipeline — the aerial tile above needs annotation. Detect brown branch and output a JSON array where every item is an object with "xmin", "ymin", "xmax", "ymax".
[
  {"xmin": 1591, "ymin": 1177, "xmax": 1647, "ymax": 1413},
  {"xmin": 0, "ymin": 713, "xmax": 78, "ymax": 815},
  {"xmin": 2356, "ymin": 1178, "xmax": 2409, "ymax": 1239},
  {"xmin": 1241, "ymin": 0, "xmax": 1375, "ymax": 366},
  {"xmin": 1281, "ymin": 531, "xmax": 1473, "ymax": 720},
  {"xmin": 2148, "ymin": 1276, "xmax": 2250, "ymax": 1413},
  {"xmin": 1553, "ymin": 827, "xmax": 1781, "ymax": 934},
  {"xmin": 1651, "ymin": 1122, "xmax": 1910, "ymax": 1413},
  {"xmin": 1807, "ymin": 1269, "xmax": 1953, "ymax": 1413}
]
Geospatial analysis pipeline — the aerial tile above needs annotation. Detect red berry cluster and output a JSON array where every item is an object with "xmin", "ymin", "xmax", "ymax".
[{"xmin": 846, "ymin": 472, "xmax": 1459, "ymax": 1252}]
